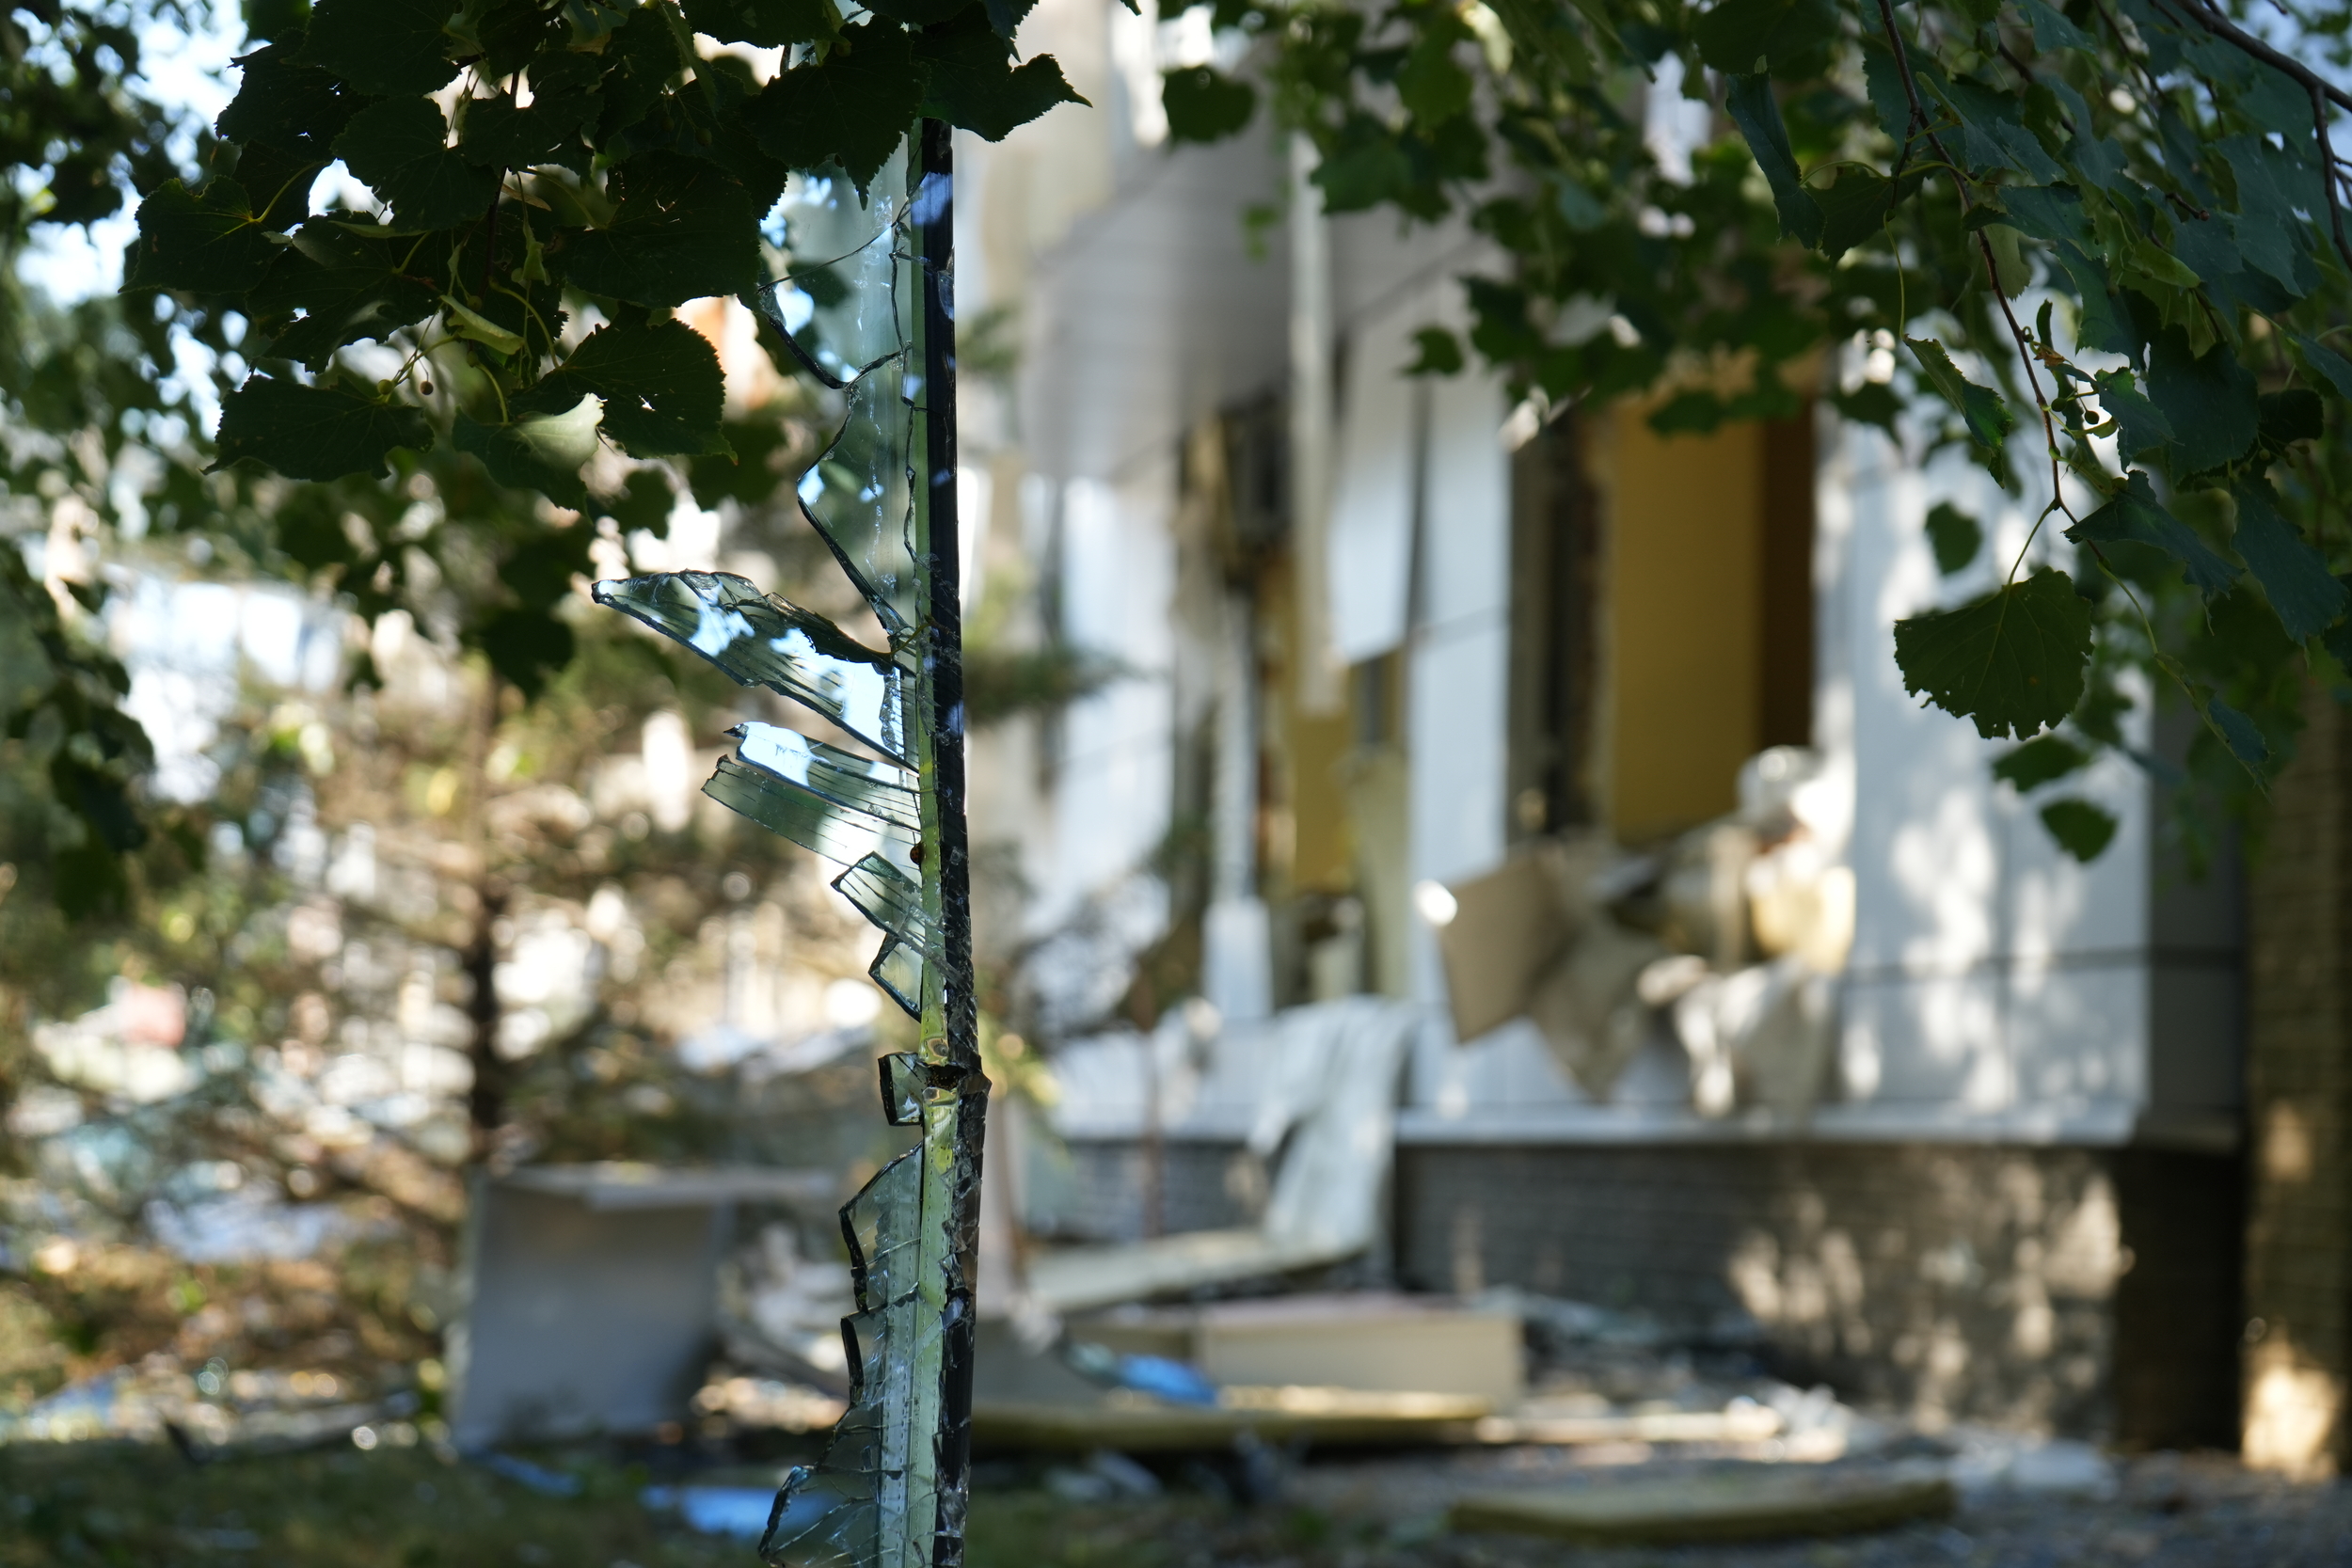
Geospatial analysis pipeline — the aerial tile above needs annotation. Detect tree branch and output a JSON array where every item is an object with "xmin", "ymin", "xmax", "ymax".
[
  {"xmin": 1871, "ymin": 0, "xmax": 2074, "ymax": 524},
  {"xmin": 2312, "ymin": 83, "xmax": 2352, "ymax": 273},
  {"xmin": 2173, "ymin": 0, "xmax": 2352, "ymax": 118}
]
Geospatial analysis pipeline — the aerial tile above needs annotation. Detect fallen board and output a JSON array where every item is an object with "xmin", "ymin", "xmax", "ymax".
[
  {"xmin": 1449, "ymin": 1467, "xmax": 1956, "ymax": 1544},
  {"xmin": 971, "ymin": 1392, "xmax": 1791, "ymax": 1453},
  {"xmin": 973, "ymin": 1390, "xmax": 1491, "ymax": 1452}
]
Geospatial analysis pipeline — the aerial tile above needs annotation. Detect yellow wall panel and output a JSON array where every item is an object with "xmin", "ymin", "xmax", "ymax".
[{"xmin": 1595, "ymin": 411, "xmax": 1766, "ymax": 842}]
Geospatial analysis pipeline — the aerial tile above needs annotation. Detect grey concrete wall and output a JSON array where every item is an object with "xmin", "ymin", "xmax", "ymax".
[{"xmin": 1393, "ymin": 1141, "xmax": 2238, "ymax": 1447}]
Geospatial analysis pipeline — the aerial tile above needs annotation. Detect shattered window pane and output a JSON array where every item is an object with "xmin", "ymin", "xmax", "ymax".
[
  {"xmin": 593, "ymin": 570, "xmax": 912, "ymax": 765},
  {"xmin": 596, "ymin": 126, "xmax": 983, "ymax": 1568}
]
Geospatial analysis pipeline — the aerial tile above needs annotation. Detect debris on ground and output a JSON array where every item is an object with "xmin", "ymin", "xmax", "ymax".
[{"xmin": 5, "ymin": 1428, "xmax": 2351, "ymax": 1567}]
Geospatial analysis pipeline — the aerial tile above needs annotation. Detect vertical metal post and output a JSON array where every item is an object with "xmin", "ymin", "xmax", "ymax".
[{"xmin": 912, "ymin": 116, "xmax": 983, "ymax": 1568}]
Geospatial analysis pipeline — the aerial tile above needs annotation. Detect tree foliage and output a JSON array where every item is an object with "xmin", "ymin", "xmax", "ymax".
[
  {"xmin": 1166, "ymin": 0, "xmax": 2352, "ymax": 853},
  {"xmin": 3, "ymin": 0, "xmax": 1085, "ymax": 913}
]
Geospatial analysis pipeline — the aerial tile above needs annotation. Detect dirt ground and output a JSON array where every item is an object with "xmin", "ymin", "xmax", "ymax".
[{"xmin": 4, "ymin": 1437, "xmax": 2346, "ymax": 1567}]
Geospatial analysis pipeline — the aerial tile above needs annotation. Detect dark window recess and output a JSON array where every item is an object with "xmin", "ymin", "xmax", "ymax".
[
  {"xmin": 1221, "ymin": 393, "xmax": 1290, "ymax": 562},
  {"xmin": 1506, "ymin": 412, "xmax": 1601, "ymax": 838}
]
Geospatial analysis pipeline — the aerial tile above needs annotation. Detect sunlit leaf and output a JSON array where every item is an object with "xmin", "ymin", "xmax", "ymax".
[{"xmin": 454, "ymin": 398, "xmax": 602, "ymax": 508}]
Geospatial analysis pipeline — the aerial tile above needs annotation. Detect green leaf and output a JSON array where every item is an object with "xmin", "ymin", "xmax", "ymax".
[
  {"xmin": 456, "ymin": 92, "xmax": 599, "ymax": 172},
  {"xmin": 473, "ymin": 607, "xmax": 577, "ymax": 700},
  {"xmin": 217, "ymin": 41, "xmax": 363, "ymax": 160},
  {"xmin": 1814, "ymin": 166, "xmax": 1910, "ymax": 261},
  {"xmin": 1724, "ymin": 75, "xmax": 1821, "ymax": 247},
  {"xmin": 455, "ymin": 403, "xmax": 598, "ymax": 507},
  {"xmin": 595, "ymin": 467, "xmax": 677, "ymax": 537},
  {"xmin": 2067, "ymin": 471, "xmax": 2237, "ymax": 599},
  {"xmin": 124, "ymin": 179, "xmax": 279, "ymax": 293},
  {"xmin": 498, "ymin": 522, "xmax": 597, "ymax": 610},
  {"xmin": 1994, "ymin": 734, "xmax": 2090, "ymax": 790},
  {"xmin": 2207, "ymin": 697, "xmax": 2269, "ymax": 771},
  {"xmin": 2090, "ymin": 370, "xmax": 2171, "ymax": 458},
  {"xmin": 1931, "ymin": 75, "xmax": 2064, "ymax": 183},
  {"xmin": 226, "ymin": 142, "xmax": 326, "ymax": 229},
  {"xmin": 336, "ymin": 98, "xmax": 501, "ymax": 232},
  {"xmin": 1892, "ymin": 569, "xmax": 2091, "ymax": 740},
  {"xmin": 1692, "ymin": 0, "xmax": 1837, "ymax": 74},
  {"xmin": 558, "ymin": 154, "xmax": 762, "ymax": 308},
  {"xmin": 1397, "ymin": 24, "xmax": 1475, "ymax": 123},
  {"xmin": 914, "ymin": 14, "xmax": 1087, "ymax": 141},
  {"xmin": 2049, "ymin": 245, "xmax": 2134, "ymax": 357},
  {"xmin": 249, "ymin": 221, "xmax": 440, "ymax": 368},
  {"xmin": 2289, "ymin": 331, "xmax": 2352, "ymax": 398},
  {"xmin": 2233, "ymin": 481, "xmax": 2347, "ymax": 641},
  {"xmin": 1406, "ymin": 326, "xmax": 1464, "ymax": 375},
  {"xmin": 1905, "ymin": 336, "xmax": 2010, "ymax": 452},
  {"xmin": 522, "ymin": 316, "xmax": 728, "ymax": 459},
  {"xmin": 681, "ymin": 0, "xmax": 835, "ymax": 46},
  {"xmin": 1830, "ymin": 381, "xmax": 1901, "ymax": 437},
  {"xmin": 2258, "ymin": 389, "xmax": 2324, "ymax": 450},
  {"xmin": 1859, "ymin": 44, "xmax": 1915, "ymax": 146},
  {"xmin": 1925, "ymin": 500, "xmax": 1982, "ymax": 575},
  {"xmin": 1162, "ymin": 65, "xmax": 1257, "ymax": 144},
  {"xmin": 215, "ymin": 375, "xmax": 433, "ymax": 481},
  {"xmin": 2016, "ymin": 0, "xmax": 2093, "ymax": 52},
  {"xmin": 2217, "ymin": 135, "xmax": 2304, "ymax": 293},
  {"xmin": 743, "ymin": 21, "xmax": 927, "ymax": 191},
  {"xmin": 596, "ymin": 5, "xmax": 687, "ymax": 137},
  {"xmin": 442, "ymin": 293, "xmax": 526, "ymax": 354},
  {"xmin": 865, "ymin": 0, "xmax": 979, "ymax": 24},
  {"xmin": 475, "ymin": 0, "xmax": 567, "ymax": 76},
  {"xmin": 2145, "ymin": 326, "xmax": 2259, "ymax": 475},
  {"xmin": 2039, "ymin": 799, "xmax": 2118, "ymax": 861},
  {"xmin": 296, "ymin": 0, "xmax": 461, "ymax": 97},
  {"xmin": 1997, "ymin": 184, "xmax": 2090, "ymax": 251}
]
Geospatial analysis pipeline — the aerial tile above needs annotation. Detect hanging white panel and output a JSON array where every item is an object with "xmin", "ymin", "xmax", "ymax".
[{"xmin": 1326, "ymin": 297, "xmax": 1423, "ymax": 664}]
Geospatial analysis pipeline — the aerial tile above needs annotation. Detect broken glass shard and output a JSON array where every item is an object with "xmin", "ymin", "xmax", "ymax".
[
  {"xmin": 594, "ymin": 571, "xmax": 910, "ymax": 765},
  {"xmin": 761, "ymin": 1148, "xmax": 919, "ymax": 1568},
  {"xmin": 760, "ymin": 154, "xmax": 914, "ymax": 387},
  {"xmin": 797, "ymin": 356, "xmax": 918, "ymax": 636},
  {"xmin": 867, "ymin": 935, "xmax": 926, "ymax": 1021},
  {"xmin": 704, "ymin": 749, "xmax": 916, "ymax": 872},
  {"xmin": 882, "ymin": 1052, "xmax": 972, "ymax": 1126},
  {"xmin": 734, "ymin": 723, "xmax": 919, "ymax": 833},
  {"xmin": 833, "ymin": 851, "xmax": 931, "ymax": 951}
]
